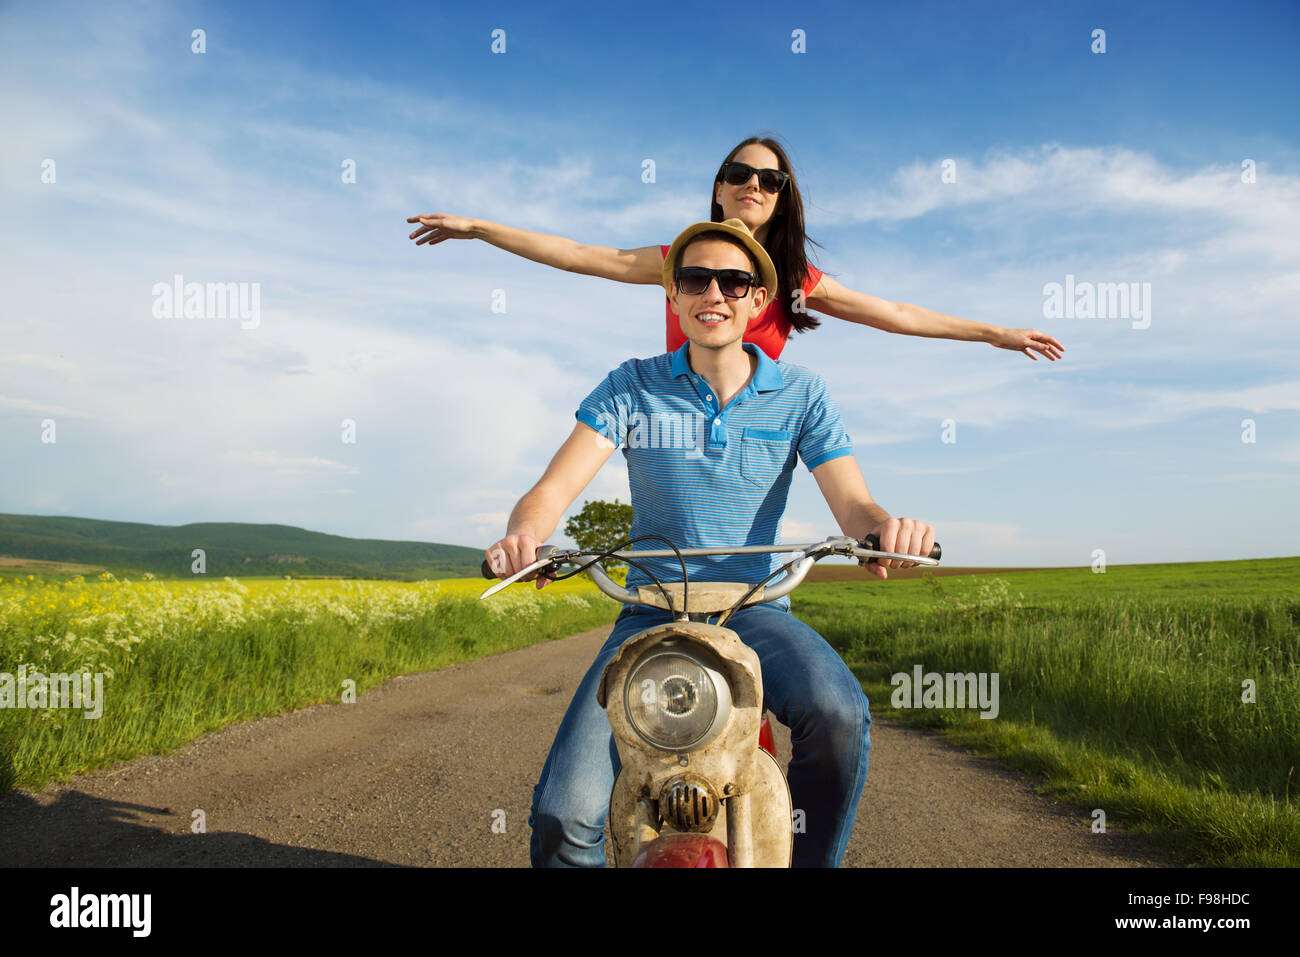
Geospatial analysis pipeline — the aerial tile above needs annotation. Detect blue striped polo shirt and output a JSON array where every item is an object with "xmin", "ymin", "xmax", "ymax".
[{"xmin": 575, "ymin": 341, "xmax": 853, "ymax": 610}]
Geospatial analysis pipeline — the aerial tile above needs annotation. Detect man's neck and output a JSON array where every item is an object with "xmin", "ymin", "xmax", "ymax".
[{"xmin": 686, "ymin": 340, "xmax": 758, "ymax": 409}]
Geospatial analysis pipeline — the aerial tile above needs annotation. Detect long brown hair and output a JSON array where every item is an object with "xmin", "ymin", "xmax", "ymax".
[{"xmin": 711, "ymin": 135, "xmax": 823, "ymax": 333}]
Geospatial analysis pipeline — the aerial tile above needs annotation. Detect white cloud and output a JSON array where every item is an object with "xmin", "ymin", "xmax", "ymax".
[
  {"xmin": 226, "ymin": 451, "xmax": 361, "ymax": 475},
  {"xmin": 778, "ymin": 518, "xmax": 826, "ymax": 543},
  {"xmin": 0, "ymin": 394, "xmax": 95, "ymax": 419}
]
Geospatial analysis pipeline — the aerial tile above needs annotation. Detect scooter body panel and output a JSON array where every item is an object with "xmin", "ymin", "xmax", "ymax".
[{"xmin": 601, "ymin": 620, "xmax": 793, "ymax": 867}]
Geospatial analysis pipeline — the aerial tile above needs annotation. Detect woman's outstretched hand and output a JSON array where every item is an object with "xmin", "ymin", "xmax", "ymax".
[
  {"xmin": 407, "ymin": 213, "xmax": 478, "ymax": 246},
  {"xmin": 991, "ymin": 327, "xmax": 1065, "ymax": 361}
]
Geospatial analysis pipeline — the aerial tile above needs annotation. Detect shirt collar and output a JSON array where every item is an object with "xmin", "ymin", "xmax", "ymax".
[{"xmin": 669, "ymin": 341, "xmax": 785, "ymax": 392}]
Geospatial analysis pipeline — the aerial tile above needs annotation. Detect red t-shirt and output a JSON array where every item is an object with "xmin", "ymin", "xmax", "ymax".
[{"xmin": 660, "ymin": 245, "xmax": 823, "ymax": 361}]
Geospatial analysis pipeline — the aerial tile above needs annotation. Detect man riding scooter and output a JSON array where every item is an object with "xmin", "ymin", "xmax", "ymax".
[{"xmin": 485, "ymin": 218, "xmax": 936, "ymax": 867}]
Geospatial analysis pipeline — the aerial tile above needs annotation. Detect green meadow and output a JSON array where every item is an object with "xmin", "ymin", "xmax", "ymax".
[
  {"xmin": 2, "ymin": 558, "xmax": 1295, "ymax": 867},
  {"xmin": 0, "ymin": 574, "xmax": 619, "ymax": 794},
  {"xmin": 794, "ymin": 557, "xmax": 1300, "ymax": 867}
]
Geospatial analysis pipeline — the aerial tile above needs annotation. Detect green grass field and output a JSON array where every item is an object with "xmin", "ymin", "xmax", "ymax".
[
  {"xmin": 793, "ymin": 558, "xmax": 1300, "ymax": 867},
  {"xmin": 3, "ymin": 558, "xmax": 1295, "ymax": 867},
  {"xmin": 0, "ymin": 573, "xmax": 619, "ymax": 794}
]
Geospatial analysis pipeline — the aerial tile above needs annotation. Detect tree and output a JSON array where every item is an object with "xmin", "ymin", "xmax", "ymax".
[{"xmin": 563, "ymin": 498, "xmax": 634, "ymax": 569}]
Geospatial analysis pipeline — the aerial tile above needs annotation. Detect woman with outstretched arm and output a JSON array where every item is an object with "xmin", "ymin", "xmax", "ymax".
[{"xmin": 407, "ymin": 135, "xmax": 1064, "ymax": 363}]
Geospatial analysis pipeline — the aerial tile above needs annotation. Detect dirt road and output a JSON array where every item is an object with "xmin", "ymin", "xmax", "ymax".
[{"xmin": 0, "ymin": 625, "xmax": 1170, "ymax": 867}]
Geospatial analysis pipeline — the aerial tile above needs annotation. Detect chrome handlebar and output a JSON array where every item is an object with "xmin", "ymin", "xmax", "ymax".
[{"xmin": 478, "ymin": 536, "xmax": 942, "ymax": 606}]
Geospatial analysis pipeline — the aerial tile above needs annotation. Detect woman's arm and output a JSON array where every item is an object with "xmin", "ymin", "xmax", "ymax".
[
  {"xmin": 406, "ymin": 213, "xmax": 663, "ymax": 284},
  {"xmin": 806, "ymin": 274, "xmax": 1064, "ymax": 361}
]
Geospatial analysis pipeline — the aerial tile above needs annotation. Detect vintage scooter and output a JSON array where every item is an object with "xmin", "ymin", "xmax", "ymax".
[{"xmin": 480, "ymin": 533, "xmax": 941, "ymax": 867}]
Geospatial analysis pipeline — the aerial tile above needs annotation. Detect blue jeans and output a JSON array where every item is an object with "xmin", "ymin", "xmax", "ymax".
[{"xmin": 528, "ymin": 602, "xmax": 871, "ymax": 867}]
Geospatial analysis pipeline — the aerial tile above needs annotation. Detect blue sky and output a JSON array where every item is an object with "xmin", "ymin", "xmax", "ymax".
[{"xmin": 2, "ymin": 0, "xmax": 1297, "ymax": 567}]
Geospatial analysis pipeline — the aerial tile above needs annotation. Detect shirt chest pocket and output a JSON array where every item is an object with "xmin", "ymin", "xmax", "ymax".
[{"xmin": 740, "ymin": 427, "xmax": 793, "ymax": 486}]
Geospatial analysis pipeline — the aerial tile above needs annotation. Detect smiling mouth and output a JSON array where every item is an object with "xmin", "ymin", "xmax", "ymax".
[{"xmin": 694, "ymin": 311, "xmax": 729, "ymax": 325}]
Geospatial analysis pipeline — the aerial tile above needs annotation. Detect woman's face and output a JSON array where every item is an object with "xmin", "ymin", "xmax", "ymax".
[{"xmin": 714, "ymin": 143, "xmax": 784, "ymax": 233}]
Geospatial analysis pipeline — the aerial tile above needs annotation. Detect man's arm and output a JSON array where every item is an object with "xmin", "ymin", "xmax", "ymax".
[
  {"xmin": 810, "ymin": 455, "xmax": 935, "ymax": 581},
  {"xmin": 486, "ymin": 422, "xmax": 617, "ymax": 589}
]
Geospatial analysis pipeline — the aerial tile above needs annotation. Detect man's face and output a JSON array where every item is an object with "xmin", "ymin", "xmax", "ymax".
[{"xmin": 668, "ymin": 239, "xmax": 769, "ymax": 351}]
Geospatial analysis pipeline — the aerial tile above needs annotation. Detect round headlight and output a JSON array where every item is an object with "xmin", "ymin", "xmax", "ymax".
[{"xmin": 624, "ymin": 649, "xmax": 731, "ymax": 750}]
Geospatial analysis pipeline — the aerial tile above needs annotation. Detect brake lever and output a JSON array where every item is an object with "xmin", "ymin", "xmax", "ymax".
[{"xmin": 478, "ymin": 545, "xmax": 583, "ymax": 599}]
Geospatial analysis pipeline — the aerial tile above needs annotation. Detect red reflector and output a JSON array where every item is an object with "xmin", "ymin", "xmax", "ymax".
[{"xmin": 759, "ymin": 716, "xmax": 777, "ymax": 758}]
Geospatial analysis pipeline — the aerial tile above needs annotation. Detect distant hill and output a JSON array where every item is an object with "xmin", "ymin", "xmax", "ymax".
[{"xmin": 0, "ymin": 514, "xmax": 486, "ymax": 580}]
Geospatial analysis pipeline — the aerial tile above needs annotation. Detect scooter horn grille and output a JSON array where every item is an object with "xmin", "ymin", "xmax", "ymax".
[{"xmin": 660, "ymin": 775, "xmax": 721, "ymax": 833}]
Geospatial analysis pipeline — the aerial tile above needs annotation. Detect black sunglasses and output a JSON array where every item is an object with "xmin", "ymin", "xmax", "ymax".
[
  {"xmin": 718, "ymin": 161, "xmax": 789, "ymax": 194},
  {"xmin": 674, "ymin": 266, "xmax": 757, "ymax": 299}
]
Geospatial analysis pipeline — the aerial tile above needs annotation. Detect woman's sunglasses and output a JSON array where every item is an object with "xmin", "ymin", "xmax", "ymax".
[
  {"xmin": 718, "ymin": 161, "xmax": 789, "ymax": 194},
  {"xmin": 674, "ymin": 266, "xmax": 757, "ymax": 299}
]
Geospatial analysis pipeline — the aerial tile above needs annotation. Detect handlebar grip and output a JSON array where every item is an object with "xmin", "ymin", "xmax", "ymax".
[
  {"xmin": 860, "ymin": 534, "xmax": 941, "ymax": 563},
  {"xmin": 481, "ymin": 544, "xmax": 562, "ymax": 581}
]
